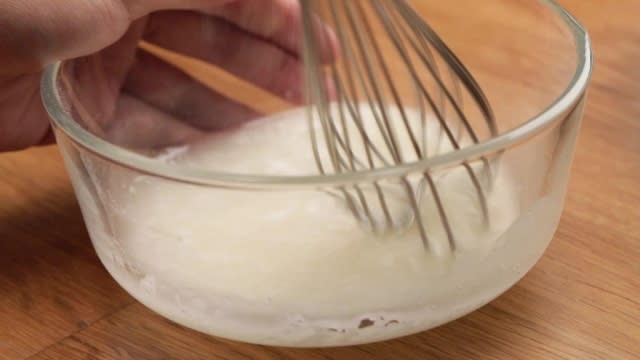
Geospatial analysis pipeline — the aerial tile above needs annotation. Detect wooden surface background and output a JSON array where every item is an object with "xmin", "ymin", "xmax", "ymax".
[{"xmin": 1, "ymin": 0, "xmax": 639, "ymax": 359}]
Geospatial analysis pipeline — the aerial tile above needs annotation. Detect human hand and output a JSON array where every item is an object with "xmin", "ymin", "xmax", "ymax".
[{"xmin": 0, "ymin": 0, "xmax": 336, "ymax": 152}]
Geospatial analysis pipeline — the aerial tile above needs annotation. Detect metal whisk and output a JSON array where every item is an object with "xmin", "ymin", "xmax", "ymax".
[{"xmin": 300, "ymin": 0, "xmax": 497, "ymax": 255}]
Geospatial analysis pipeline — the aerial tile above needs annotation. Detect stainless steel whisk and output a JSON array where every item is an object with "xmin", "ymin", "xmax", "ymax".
[{"xmin": 300, "ymin": 0, "xmax": 497, "ymax": 254}]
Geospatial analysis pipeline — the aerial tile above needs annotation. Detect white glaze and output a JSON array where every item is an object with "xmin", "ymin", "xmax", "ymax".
[{"xmin": 71, "ymin": 106, "xmax": 569, "ymax": 346}]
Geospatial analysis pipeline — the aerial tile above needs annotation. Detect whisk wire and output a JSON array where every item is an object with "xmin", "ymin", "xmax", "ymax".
[
  {"xmin": 385, "ymin": 0, "xmax": 492, "ymax": 222},
  {"xmin": 329, "ymin": 1, "xmax": 395, "ymax": 167},
  {"xmin": 302, "ymin": 0, "xmax": 498, "ymax": 253}
]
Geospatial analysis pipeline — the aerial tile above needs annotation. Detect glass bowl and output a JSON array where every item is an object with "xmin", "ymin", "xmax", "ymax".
[{"xmin": 41, "ymin": 0, "xmax": 592, "ymax": 347}]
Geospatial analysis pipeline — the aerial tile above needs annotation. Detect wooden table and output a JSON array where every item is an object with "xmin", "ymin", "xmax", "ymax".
[{"xmin": 1, "ymin": 1, "xmax": 639, "ymax": 359}]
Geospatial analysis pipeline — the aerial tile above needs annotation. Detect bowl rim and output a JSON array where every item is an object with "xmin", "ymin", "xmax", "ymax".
[{"xmin": 41, "ymin": 0, "xmax": 593, "ymax": 190}]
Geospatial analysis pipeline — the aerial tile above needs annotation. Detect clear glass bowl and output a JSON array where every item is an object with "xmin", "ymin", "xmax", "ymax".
[{"xmin": 41, "ymin": 0, "xmax": 592, "ymax": 347}]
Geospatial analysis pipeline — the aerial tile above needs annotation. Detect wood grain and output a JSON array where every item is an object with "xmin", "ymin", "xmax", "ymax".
[
  {"xmin": 1, "ymin": 1, "xmax": 639, "ymax": 359},
  {"xmin": 137, "ymin": 41, "xmax": 295, "ymax": 115}
]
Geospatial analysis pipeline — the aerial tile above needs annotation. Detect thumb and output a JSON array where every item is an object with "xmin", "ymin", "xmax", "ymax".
[{"xmin": 0, "ymin": 0, "xmax": 233, "ymax": 77}]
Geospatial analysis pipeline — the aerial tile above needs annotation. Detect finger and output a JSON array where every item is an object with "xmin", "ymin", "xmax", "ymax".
[
  {"xmin": 131, "ymin": 0, "xmax": 337, "ymax": 62},
  {"xmin": 211, "ymin": 0, "xmax": 339, "ymax": 63},
  {"xmin": 143, "ymin": 11, "xmax": 306, "ymax": 104},
  {"xmin": 61, "ymin": 20, "xmax": 147, "ymax": 132},
  {"xmin": 106, "ymin": 93, "xmax": 205, "ymax": 150},
  {"xmin": 124, "ymin": 0, "xmax": 232, "ymax": 19},
  {"xmin": 123, "ymin": 50, "xmax": 258, "ymax": 131},
  {"xmin": 0, "ymin": 0, "xmax": 232, "ymax": 73}
]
